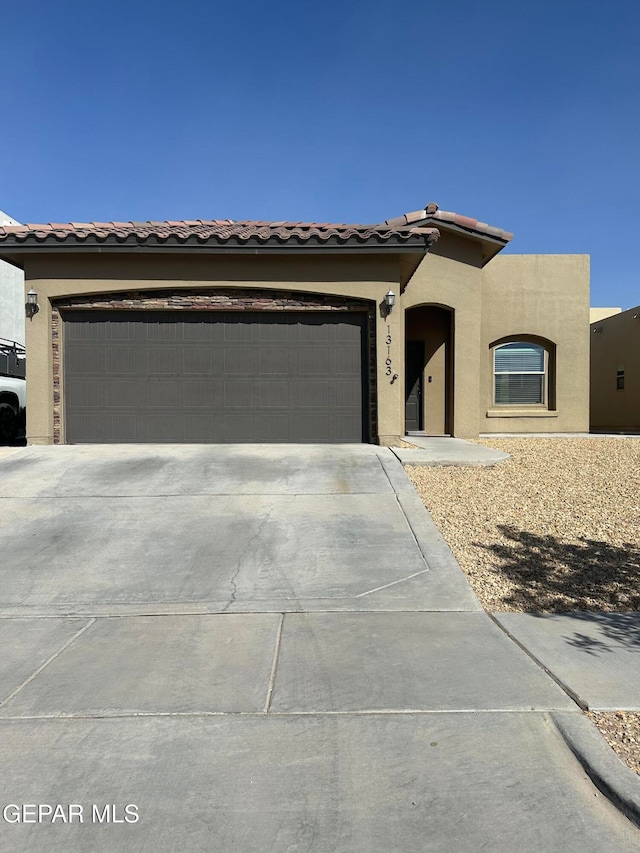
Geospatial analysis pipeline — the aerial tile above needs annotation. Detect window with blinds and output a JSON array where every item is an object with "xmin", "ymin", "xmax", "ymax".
[{"xmin": 494, "ymin": 342, "xmax": 546, "ymax": 405}]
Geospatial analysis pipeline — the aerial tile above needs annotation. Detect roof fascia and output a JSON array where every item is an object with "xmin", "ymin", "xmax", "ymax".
[
  {"xmin": 0, "ymin": 239, "xmax": 435, "ymax": 268},
  {"xmin": 408, "ymin": 218, "xmax": 508, "ymax": 266}
]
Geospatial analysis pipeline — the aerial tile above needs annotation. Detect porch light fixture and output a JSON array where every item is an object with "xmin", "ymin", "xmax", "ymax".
[
  {"xmin": 25, "ymin": 289, "xmax": 39, "ymax": 319},
  {"xmin": 384, "ymin": 290, "xmax": 396, "ymax": 314}
]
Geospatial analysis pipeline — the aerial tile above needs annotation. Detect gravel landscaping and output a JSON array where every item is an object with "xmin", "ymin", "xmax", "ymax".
[
  {"xmin": 587, "ymin": 711, "xmax": 640, "ymax": 775},
  {"xmin": 406, "ymin": 437, "xmax": 640, "ymax": 775},
  {"xmin": 406, "ymin": 438, "xmax": 640, "ymax": 613}
]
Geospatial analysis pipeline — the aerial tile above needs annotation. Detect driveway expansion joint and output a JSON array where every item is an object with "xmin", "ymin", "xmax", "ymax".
[
  {"xmin": 264, "ymin": 613, "xmax": 285, "ymax": 714},
  {"xmin": 0, "ymin": 618, "xmax": 96, "ymax": 709},
  {"xmin": 487, "ymin": 612, "xmax": 587, "ymax": 711}
]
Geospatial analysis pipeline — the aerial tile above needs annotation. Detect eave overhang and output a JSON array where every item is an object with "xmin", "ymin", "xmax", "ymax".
[
  {"xmin": 0, "ymin": 221, "xmax": 440, "ymax": 271},
  {"xmin": 384, "ymin": 203, "xmax": 512, "ymax": 267}
]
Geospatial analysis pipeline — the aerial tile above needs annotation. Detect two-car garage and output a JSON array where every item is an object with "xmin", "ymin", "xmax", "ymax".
[
  {"xmin": 62, "ymin": 309, "xmax": 369, "ymax": 444},
  {"xmin": 0, "ymin": 216, "xmax": 438, "ymax": 446}
]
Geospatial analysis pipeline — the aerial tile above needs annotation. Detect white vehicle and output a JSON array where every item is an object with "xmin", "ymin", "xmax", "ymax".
[{"xmin": 0, "ymin": 339, "xmax": 26, "ymax": 443}]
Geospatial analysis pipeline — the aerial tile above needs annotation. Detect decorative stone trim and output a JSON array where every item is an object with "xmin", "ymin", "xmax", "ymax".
[{"xmin": 52, "ymin": 288, "xmax": 377, "ymax": 445}]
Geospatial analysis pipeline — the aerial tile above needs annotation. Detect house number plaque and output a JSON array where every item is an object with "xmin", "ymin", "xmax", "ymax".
[{"xmin": 385, "ymin": 325, "xmax": 399, "ymax": 383}]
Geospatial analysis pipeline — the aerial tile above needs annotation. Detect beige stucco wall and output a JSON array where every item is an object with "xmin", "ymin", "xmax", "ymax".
[
  {"xmin": 401, "ymin": 234, "xmax": 484, "ymax": 439},
  {"xmin": 21, "ymin": 252, "xmax": 403, "ymax": 445},
  {"xmin": 17, "ymin": 242, "xmax": 592, "ymax": 445},
  {"xmin": 480, "ymin": 254, "xmax": 590, "ymax": 433},
  {"xmin": 590, "ymin": 305, "xmax": 640, "ymax": 430}
]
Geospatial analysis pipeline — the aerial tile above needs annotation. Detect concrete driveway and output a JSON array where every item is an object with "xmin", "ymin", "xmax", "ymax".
[{"xmin": 0, "ymin": 444, "xmax": 638, "ymax": 851}]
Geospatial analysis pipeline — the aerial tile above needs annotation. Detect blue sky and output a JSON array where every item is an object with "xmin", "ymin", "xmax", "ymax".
[{"xmin": 1, "ymin": 0, "xmax": 638, "ymax": 308}]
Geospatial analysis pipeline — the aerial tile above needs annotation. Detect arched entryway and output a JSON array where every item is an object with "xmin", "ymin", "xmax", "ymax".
[{"xmin": 405, "ymin": 305, "xmax": 453, "ymax": 435}]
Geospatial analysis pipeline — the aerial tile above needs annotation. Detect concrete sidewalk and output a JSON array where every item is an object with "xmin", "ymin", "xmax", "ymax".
[
  {"xmin": 0, "ymin": 444, "xmax": 638, "ymax": 851},
  {"xmin": 393, "ymin": 435, "xmax": 510, "ymax": 466},
  {"xmin": 495, "ymin": 612, "xmax": 640, "ymax": 711}
]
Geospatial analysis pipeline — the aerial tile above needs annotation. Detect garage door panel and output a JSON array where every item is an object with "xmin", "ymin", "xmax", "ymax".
[
  {"xmin": 105, "ymin": 347, "xmax": 136, "ymax": 374},
  {"xmin": 66, "ymin": 321, "xmax": 101, "ymax": 342},
  {"xmin": 259, "ymin": 322, "xmax": 291, "ymax": 342},
  {"xmin": 254, "ymin": 413, "xmax": 288, "ymax": 441},
  {"xmin": 300, "ymin": 381, "xmax": 329, "ymax": 408},
  {"xmin": 147, "ymin": 349, "xmax": 177, "ymax": 375},
  {"xmin": 67, "ymin": 380, "xmax": 103, "ymax": 409},
  {"xmin": 183, "ymin": 380, "xmax": 214, "ymax": 408},
  {"xmin": 260, "ymin": 380, "xmax": 290, "ymax": 408},
  {"xmin": 146, "ymin": 321, "xmax": 177, "ymax": 341},
  {"xmin": 224, "ymin": 349, "xmax": 257, "ymax": 375},
  {"xmin": 300, "ymin": 349, "xmax": 330, "ymax": 375},
  {"xmin": 107, "ymin": 414, "xmax": 137, "ymax": 441},
  {"xmin": 63, "ymin": 310, "xmax": 367, "ymax": 443},
  {"xmin": 298, "ymin": 413, "xmax": 329, "ymax": 442},
  {"xmin": 183, "ymin": 348, "xmax": 215, "ymax": 375},
  {"xmin": 182, "ymin": 414, "xmax": 216, "ymax": 441},
  {"xmin": 259, "ymin": 349, "xmax": 289, "ymax": 375},
  {"xmin": 224, "ymin": 381, "xmax": 254, "ymax": 408},
  {"xmin": 67, "ymin": 347, "xmax": 102, "ymax": 375},
  {"xmin": 105, "ymin": 320, "xmax": 136, "ymax": 341},
  {"xmin": 224, "ymin": 322, "xmax": 254, "ymax": 342},
  {"xmin": 145, "ymin": 414, "xmax": 179, "ymax": 441},
  {"xmin": 336, "ymin": 414, "xmax": 362, "ymax": 441},
  {"xmin": 300, "ymin": 323, "xmax": 330, "ymax": 343},
  {"xmin": 225, "ymin": 412, "xmax": 256, "ymax": 441},
  {"xmin": 335, "ymin": 380, "xmax": 362, "ymax": 408},
  {"xmin": 148, "ymin": 380, "xmax": 178, "ymax": 408},
  {"xmin": 106, "ymin": 380, "xmax": 138, "ymax": 409},
  {"xmin": 335, "ymin": 349, "xmax": 361, "ymax": 375},
  {"xmin": 335, "ymin": 321, "xmax": 362, "ymax": 342}
]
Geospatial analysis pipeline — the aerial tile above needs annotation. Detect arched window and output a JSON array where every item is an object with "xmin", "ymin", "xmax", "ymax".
[{"xmin": 494, "ymin": 341, "xmax": 547, "ymax": 406}]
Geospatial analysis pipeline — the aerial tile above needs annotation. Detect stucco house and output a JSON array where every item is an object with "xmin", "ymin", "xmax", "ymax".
[
  {"xmin": 590, "ymin": 305, "xmax": 640, "ymax": 432},
  {"xmin": 0, "ymin": 210, "xmax": 27, "ymax": 442},
  {"xmin": 0, "ymin": 209, "xmax": 24, "ymax": 347},
  {"xmin": 0, "ymin": 202, "xmax": 590, "ymax": 446}
]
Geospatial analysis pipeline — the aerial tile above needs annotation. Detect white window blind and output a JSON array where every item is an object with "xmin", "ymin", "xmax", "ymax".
[{"xmin": 494, "ymin": 342, "xmax": 545, "ymax": 405}]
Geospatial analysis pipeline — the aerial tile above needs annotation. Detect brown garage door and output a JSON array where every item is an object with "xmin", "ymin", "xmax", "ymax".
[{"xmin": 63, "ymin": 310, "xmax": 367, "ymax": 443}]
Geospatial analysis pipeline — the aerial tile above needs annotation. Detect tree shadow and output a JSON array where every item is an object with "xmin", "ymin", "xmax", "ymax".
[
  {"xmin": 476, "ymin": 525, "xmax": 640, "ymax": 613},
  {"xmin": 559, "ymin": 612, "xmax": 640, "ymax": 653}
]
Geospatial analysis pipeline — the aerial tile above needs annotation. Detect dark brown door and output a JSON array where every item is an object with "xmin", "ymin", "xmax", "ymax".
[
  {"xmin": 63, "ymin": 310, "xmax": 367, "ymax": 443},
  {"xmin": 405, "ymin": 340, "xmax": 424, "ymax": 432}
]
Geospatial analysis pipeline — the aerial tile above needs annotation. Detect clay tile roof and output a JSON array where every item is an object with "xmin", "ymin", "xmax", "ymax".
[
  {"xmin": 0, "ymin": 218, "xmax": 440, "ymax": 252},
  {"xmin": 383, "ymin": 202, "xmax": 513, "ymax": 243}
]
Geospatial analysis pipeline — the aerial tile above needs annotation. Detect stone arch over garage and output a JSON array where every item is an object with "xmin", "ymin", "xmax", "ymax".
[{"xmin": 52, "ymin": 289, "xmax": 377, "ymax": 445}]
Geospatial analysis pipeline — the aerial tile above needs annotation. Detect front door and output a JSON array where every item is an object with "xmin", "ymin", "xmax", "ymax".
[{"xmin": 405, "ymin": 340, "xmax": 424, "ymax": 432}]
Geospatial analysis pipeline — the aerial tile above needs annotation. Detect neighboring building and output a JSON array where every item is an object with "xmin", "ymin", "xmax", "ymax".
[
  {"xmin": 0, "ymin": 209, "xmax": 25, "ymax": 346},
  {"xmin": 0, "ymin": 203, "xmax": 590, "ymax": 445},
  {"xmin": 590, "ymin": 307, "xmax": 621, "ymax": 323},
  {"xmin": 590, "ymin": 305, "xmax": 640, "ymax": 433},
  {"xmin": 0, "ymin": 210, "xmax": 26, "ymax": 443}
]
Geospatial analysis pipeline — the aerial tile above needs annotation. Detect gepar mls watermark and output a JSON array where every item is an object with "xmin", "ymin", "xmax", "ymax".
[{"xmin": 3, "ymin": 803, "xmax": 139, "ymax": 824}]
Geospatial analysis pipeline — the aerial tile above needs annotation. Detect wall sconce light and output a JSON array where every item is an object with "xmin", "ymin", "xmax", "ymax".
[
  {"xmin": 384, "ymin": 290, "xmax": 396, "ymax": 315},
  {"xmin": 25, "ymin": 289, "xmax": 39, "ymax": 319}
]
